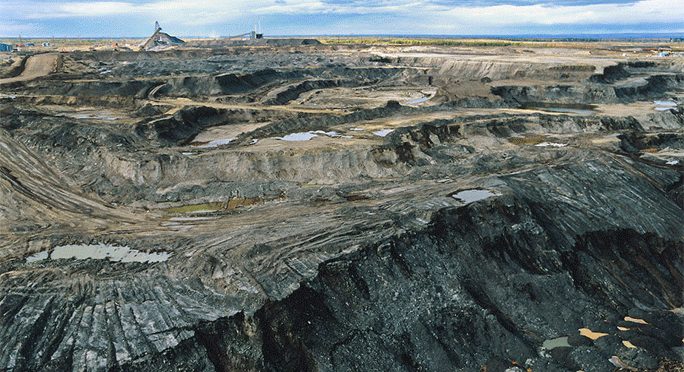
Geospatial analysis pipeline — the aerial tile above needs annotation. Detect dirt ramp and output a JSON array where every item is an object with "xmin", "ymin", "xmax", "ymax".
[
  {"xmin": 0, "ymin": 128, "xmax": 133, "ymax": 224},
  {"xmin": 0, "ymin": 53, "xmax": 61, "ymax": 85}
]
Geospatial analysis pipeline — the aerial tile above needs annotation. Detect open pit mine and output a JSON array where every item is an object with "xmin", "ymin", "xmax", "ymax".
[{"xmin": 0, "ymin": 38, "xmax": 682, "ymax": 372}]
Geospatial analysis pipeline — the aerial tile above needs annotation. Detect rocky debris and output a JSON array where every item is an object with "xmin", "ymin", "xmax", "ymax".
[
  {"xmin": 492, "ymin": 74, "xmax": 684, "ymax": 105},
  {"xmin": 0, "ymin": 42, "xmax": 683, "ymax": 372},
  {"xmin": 186, "ymin": 38, "xmax": 322, "ymax": 48},
  {"xmin": 261, "ymin": 79, "xmax": 358, "ymax": 105},
  {"xmin": 146, "ymin": 32, "xmax": 185, "ymax": 51},
  {"xmin": 590, "ymin": 63, "xmax": 632, "ymax": 84},
  {"xmin": 0, "ymin": 56, "xmax": 28, "ymax": 79}
]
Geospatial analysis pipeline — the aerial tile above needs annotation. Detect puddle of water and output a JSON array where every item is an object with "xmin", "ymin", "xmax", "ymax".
[
  {"xmin": 275, "ymin": 131, "xmax": 352, "ymax": 141},
  {"xmin": 450, "ymin": 189, "xmax": 502, "ymax": 203},
  {"xmin": 191, "ymin": 137, "xmax": 235, "ymax": 148},
  {"xmin": 373, "ymin": 129, "xmax": 394, "ymax": 137},
  {"xmin": 666, "ymin": 160, "xmax": 679, "ymax": 165},
  {"xmin": 543, "ymin": 337, "xmax": 570, "ymax": 350},
  {"xmin": 350, "ymin": 127, "xmax": 365, "ymax": 131},
  {"xmin": 406, "ymin": 96, "xmax": 429, "ymax": 105},
  {"xmin": 535, "ymin": 142, "xmax": 567, "ymax": 147},
  {"xmin": 276, "ymin": 132, "xmax": 319, "ymax": 141},
  {"xmin": 76, "ymin": 115, "xmax": 117, "ymax": 120},
  {"xmin": 25, "ymin": 250, "xmax": 48, "ymax": 263},
  {"xmin": 250, "ymin": 139, "xmax": 258, "ymax": 145},
  {"xmin": 654, "ymin": 100, "xmax": 678, "ymax": 111},
  {"xmin": 521, "ymin": 102, "xmax": 597, "ymax": 115},
  {"xmin": 314, "ymin": 130, "xmax": 352, "ymax": 139},
  {"xmin": 26, "ymin": 243, "xmax": 172, "ymax": 263}
]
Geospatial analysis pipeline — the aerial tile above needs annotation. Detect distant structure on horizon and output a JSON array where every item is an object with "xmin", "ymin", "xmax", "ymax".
[{"xmin": 140, "ymin": 22, "xmax": 185, "ymax": 51}]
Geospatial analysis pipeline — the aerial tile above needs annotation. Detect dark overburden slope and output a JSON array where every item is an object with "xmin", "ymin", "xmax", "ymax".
[{"xmin": 255, "ymin": 156, "xmax": 683, "ymax": 372}]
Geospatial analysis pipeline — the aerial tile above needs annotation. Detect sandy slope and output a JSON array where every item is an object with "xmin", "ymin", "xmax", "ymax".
[{"xmin": 0, "ymin": 53, "xmax": 60, "ymax": 85}]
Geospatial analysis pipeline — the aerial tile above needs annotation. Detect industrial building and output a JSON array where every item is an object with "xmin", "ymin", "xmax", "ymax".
[{"xmin": 0, "ymin": 43, "xmax": 13, "ymax": 52}]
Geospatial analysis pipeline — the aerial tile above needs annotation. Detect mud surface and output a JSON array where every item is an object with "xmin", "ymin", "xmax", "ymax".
[{"xmin": 0, "ymin": 41, "xmax": 683, "ymax": 372}]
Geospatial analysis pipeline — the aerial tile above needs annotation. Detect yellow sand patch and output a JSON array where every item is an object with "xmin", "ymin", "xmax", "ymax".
[
  {"xmin": 165, "ymin": 198, "xmax": 261, "ymax": 214},
  {"xmin": 624, "ymin": 316, "xmax": 648, "ymax": 324},
  {"xmin": 591, "ymin": 137, "xmax": 620, "ymax": 144},
  {"xmin": 623, "ymin": 341, "xmax": 637, "ymax": 348},
  {"xmin": 579, "ymin": 328, "xmax": 608, "ymax": 340},
  {"xmin": 508, "ymin": 135, "xmax": 545, "ymax": 146}
]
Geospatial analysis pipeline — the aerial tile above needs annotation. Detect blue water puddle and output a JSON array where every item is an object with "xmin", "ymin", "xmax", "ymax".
[
  {"xmin": 26, "ymin": 243, "xmax": 172, "ymax": 263},
  {"xmin": 654, "ymin": 100, "xmax": 678, "ymax": 111},
  {"xmin": 373, "ymin": 129, "xmax": 394, "ymax": 137},
  {"xmin": 521, "ymin": 102, "xmax": 597, "ymax": 115},
  {"xmin": 275, "ymin": 131, "xmax": 352, "ymax": 141},
  {"xmin": 535, "ymin": 142, "xmax": 567, "ymax": 148},
  {"xmin": 543, "ymin": 337, "xmax": 570, "ymax": 350},
  {"xmin": 450, "ymin": 189, "xmax": 502, "ymax": 203},
  {"xmin": 406, "ymin": 96, "xmax": 430, "ymax": 105}
]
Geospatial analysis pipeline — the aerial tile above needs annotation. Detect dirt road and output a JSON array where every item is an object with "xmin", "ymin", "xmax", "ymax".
[{"xmin": 0, "ymin": 53, "xmax": 60, "ymax": 85}]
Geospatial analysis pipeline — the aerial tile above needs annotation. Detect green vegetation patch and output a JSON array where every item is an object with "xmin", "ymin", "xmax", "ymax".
[
  {"xmin": 164, "ymin": 197, "xmax": 262, "ymax": 214},
  {"xmin": 165, "ymin": 202, "xmax": 226, "ymax": 214},
  {"xmin": 320, "ymin": 37, "xmax": 521, "ymax": 47},
  {"xmin": 508, "ymin": 135, "xmax": 546, "ymax": 146}
]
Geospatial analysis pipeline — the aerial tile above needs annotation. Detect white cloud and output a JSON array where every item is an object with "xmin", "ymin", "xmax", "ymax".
[
  {"xmin": 255, "ymin": 1, "xmax": 328, "ymax": 15},
  {"xmin": 0, "ymin": 22, "xmax": 38, "ymax": 35},
  {"xmin": 3, "ymin": 0, "xmax": 684, "ymax": 35},
  {"xmin": 56, "ymin": 2, "xmax": 140, "ymax": 17},
  {"xmin": 441, "ymin": 0, "xmax": 684, "ymax": 26},
  {"xmin": 17, "ymin": 0, "xmax": 274, "ymax": 23}
]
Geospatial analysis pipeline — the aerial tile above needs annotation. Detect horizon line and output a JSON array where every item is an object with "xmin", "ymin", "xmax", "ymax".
[{"xmin": 2, "ymin": 33, "xmax": 684, "ymax": 41}]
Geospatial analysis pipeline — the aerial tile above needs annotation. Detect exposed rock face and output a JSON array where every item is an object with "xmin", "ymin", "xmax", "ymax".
[{"xmin": 0, "ymin": 41, "xmax": 682, "ymax": 372}]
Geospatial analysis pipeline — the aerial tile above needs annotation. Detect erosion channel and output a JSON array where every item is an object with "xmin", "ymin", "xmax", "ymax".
[{"xmin": 0, "ymin": 40, "xmax": 683, "ymax": 372}]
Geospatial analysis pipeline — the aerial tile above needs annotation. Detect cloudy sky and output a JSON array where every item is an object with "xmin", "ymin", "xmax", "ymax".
[{"xmin": 1, "ymin": 0, "xmax": 683, "ymax": 38}]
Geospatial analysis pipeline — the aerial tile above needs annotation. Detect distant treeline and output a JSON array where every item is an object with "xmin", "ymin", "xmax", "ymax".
[
  {"xmin": 320, "ymin": 37, "xmax": 520, "ymax": 47},
  {"xmin": 320, "ymin": 36, "xmax": 684, "ymax": 48}
]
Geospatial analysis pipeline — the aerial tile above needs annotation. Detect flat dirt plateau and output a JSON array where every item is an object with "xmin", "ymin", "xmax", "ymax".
[{"xmin": 0, "ymin": 40, "xmax": 683, "ymax": 372}]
